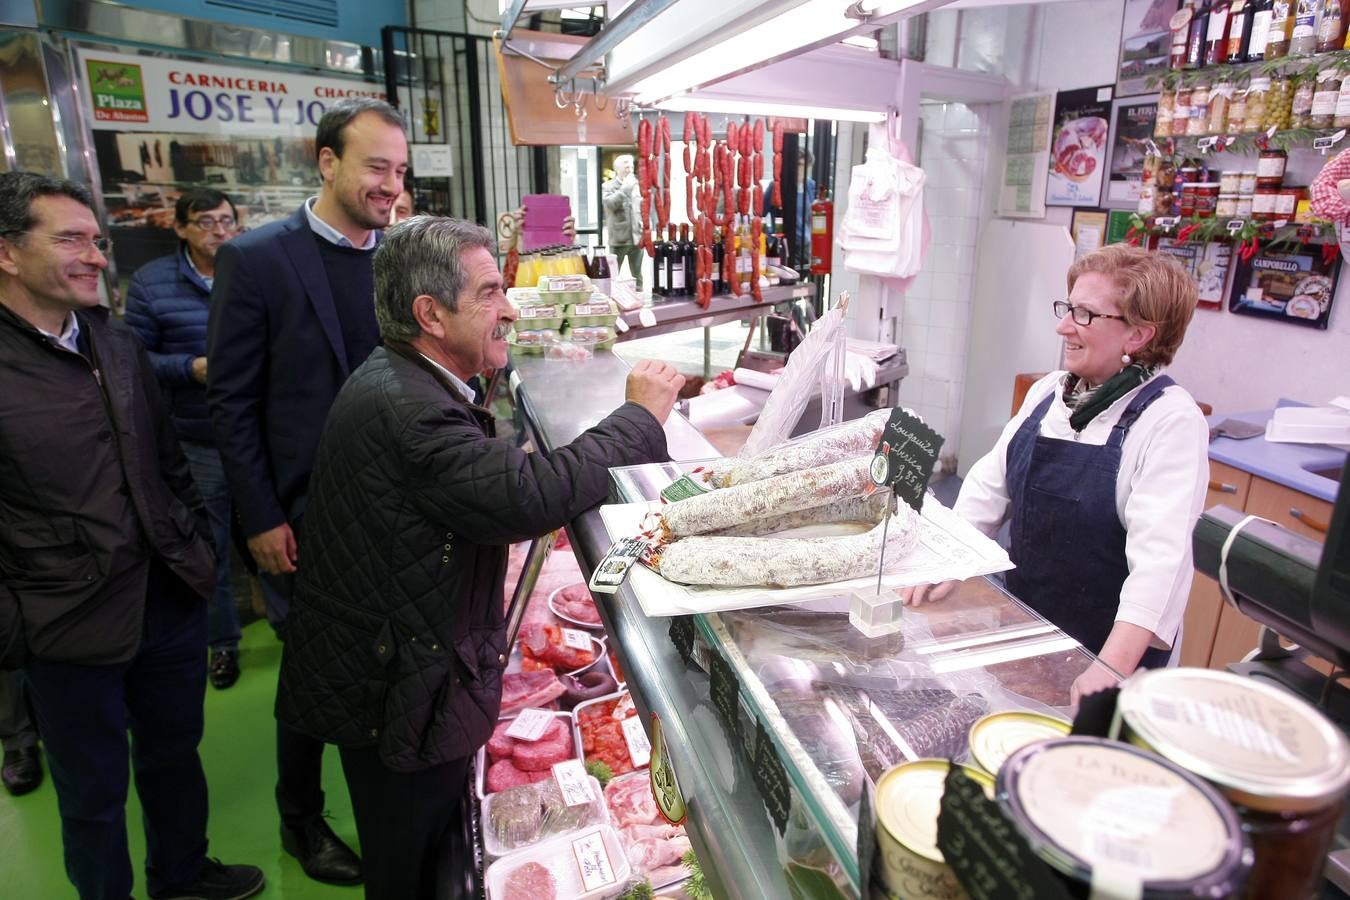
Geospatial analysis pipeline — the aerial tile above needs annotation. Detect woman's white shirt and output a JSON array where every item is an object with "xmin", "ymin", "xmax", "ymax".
[{"xmin": 953, "ymin": 371, "xmax": 1210, "ymax": 650}]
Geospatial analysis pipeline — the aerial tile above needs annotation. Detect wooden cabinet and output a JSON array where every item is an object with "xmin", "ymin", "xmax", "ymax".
[
  {"xmin": 1180, "ymin": 461, "xmax": 1252, "ymax": 668},
  {"xmin": 1185, "ymin": 462, "xmax": 1333, "ymax": 671}
]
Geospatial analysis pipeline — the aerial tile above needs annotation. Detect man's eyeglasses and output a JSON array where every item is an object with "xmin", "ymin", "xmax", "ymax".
[
  {"xmin": 3, "ymin": 231, "xmax": 111, "ymax": 254},
  {"xmin": 189, "ymin": 216, "xmax": 236, "ymax": 232},
  {"xmin": 1053, "ymin": 300, "xmax": 1127, "ymax": 326}
]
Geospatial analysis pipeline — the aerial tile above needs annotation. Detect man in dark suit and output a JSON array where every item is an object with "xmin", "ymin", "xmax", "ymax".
[{"xmin": 206, "ymin": 97, "xmax": 408, "ymax": 886}]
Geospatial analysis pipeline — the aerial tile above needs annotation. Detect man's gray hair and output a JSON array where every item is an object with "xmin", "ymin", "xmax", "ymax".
[{"xmin": 373, "ymin": 215, "xmax": 495, "ymax": 343}]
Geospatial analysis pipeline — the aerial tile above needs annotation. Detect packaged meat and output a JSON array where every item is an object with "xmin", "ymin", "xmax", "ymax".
[
  {"xmin": 558, "ymin": 671, "xmax": 618, "ymax": 711},
  {"xmin": 500, "ymin": 671, "xmax": 566, "ymax": 715},
  {"xmin": 575, "ymin": 691, "xmax": 647, "ymax": 777},
  {"xmin": 604, "ymin": 771, "xmax": 694, "ymax": 887},
  {"xmin": 548, "ymin": 582, "xmax": 603, "ymax": 629},
  {"xmin": 482, "ymin": 774, "xmax": 610, "ymax": 859},
  {"xmin": 485, "ymin": 825, "xmax": 632, "ymax": 900},
  {"xmin": 478, "ymin": 711, "xmax": 580, "ymax": 799},
  {"xmin": 517, "ymin": 622, "xmax": 601, "ymax": 674}
]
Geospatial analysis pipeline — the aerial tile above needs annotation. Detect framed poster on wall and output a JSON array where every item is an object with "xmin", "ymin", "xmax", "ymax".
[
  {"xmin": 1071, "ymin": 209, "xmax": 1109, "ymax": 259},
  {"xmin": 1154, "ymin": 237, "xmax": 1232, "ymax": 308},
  {"xmin": 1228, "ymin": 247, "xmax": 1341, "ymax": 329},
  {"xmin": 998, "ymin": 92, "xmax": 1055, "ymax": 218},
  {"xmin": 1105, "ymin": 97, "xmax": 1158, "ymax": 209},
  {"xmin": 1046, "ymin": 86, "xmax": 1113, "ymax": 208},
  {"xmin": 1116, "ymin": 0, "xmax": 1178, "ymax": 97},
  {"xmin": 1105, "ymin": 209, "xmax": 1137, "ymax": 244}
]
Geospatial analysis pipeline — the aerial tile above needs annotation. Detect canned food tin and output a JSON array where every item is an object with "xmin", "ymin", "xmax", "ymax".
[
  {"xmin": 876, "ymin": 760, "xmax": 993, "ymax": 900},
  {"xmin": 969, "ymin": 711, "xmax": 1071, "ymax": 777},
  {"xmin": 998, "ymin": 736, "xmax": 1251, "ymax": 899},
  {"xmin": 1114, "ymin": 668, "xmax": 1350, "ymax": 900}
]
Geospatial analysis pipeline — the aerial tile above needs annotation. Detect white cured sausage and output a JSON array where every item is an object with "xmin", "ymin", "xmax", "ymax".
[
  {"xmin": 702, "ymin": 410, "xmax": 890, "ymax": 488},
  {"xmin": 707, "ymin": 492, "xmax": 891, "ymax": 538}
]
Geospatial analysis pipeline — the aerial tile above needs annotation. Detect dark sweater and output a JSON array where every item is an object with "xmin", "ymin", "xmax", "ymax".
[{"xmin": 313, "ymin": 234, "xmax": 380, "ymax": 372}]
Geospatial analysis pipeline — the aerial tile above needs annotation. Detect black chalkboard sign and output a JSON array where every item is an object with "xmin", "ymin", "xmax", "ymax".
[
  {"xmin": 708, "ymin": 651, "xmax": 741, "ymax": 742},
  {"xmin": 752, "ymin": 720, "xmax": 791, "ymax": 836},
  {"xmin": 869, "ymin": 408, "xmax": 945, "ymax": 512},
  {"xmin": 669, "ymin": 615, "xmax": 695, "ymax": 667},
  {"xmin": 936, "ymin": 766, "xmax": 1071, "ymax": 900}
]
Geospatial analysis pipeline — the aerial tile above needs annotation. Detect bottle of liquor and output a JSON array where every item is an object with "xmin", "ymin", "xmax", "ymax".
[
  {"xmin": 711, "ymin": 229, "xmax": 725, "ymax": 295},
  {"xmin": 679, "ymin": 223, "xmax": 696, "ymax": 297},
  {"xmin": 1172, "ymin": 1, "xmax": 1196, "ymax": 68},
  {"xmin": 588, "ymin": 246, "xmax": 612, "ymax": 297},
  {"xmin": 1247, "ymin": 0, "xmax": 1275, "ymax": 58},
  {"xmin": 1206, "ymin": 0, "xmax": 1232, "ymax": 64},
  {"xmin": 1226, "ymin": 0, "xmax": 1255, "ymax": 62},
  {"xmin": 652, "ymin": 229, "xmax": 668, "ymax": 297},
  {"xmin": 1290, "ymin": 0, "xmax": 1319, "ymax": 53},
  {"xmin": 665, "ymin": 225, "xmax": 686, "ymax": 298},
  {"xmin": 1187, "ymin": 0, "xmax": 1213, "ymax": 67},
  {"xmin": 1317, "ymin": 0, "xmax": 1345, "ymax": 50},
  {"xmin": 1266, "ymin": 0, "xmax": 1294, "ymax": 57}
]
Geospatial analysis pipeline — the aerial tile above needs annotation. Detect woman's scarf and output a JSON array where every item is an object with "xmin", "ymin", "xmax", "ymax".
[{"xmin": 1062, "ymin": 364, "xmax": 1158, "ymax": 433}]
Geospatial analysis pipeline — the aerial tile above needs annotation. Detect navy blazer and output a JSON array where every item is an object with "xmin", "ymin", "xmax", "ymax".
[{"xmin": 206, "ymin": 206, "xmax": 367, "ymax": 537}]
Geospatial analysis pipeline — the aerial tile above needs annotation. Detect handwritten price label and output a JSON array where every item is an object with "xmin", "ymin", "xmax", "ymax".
[
  {"xmin": 621, "ymin": 714, "xmax": 652, "ymax": 768},
  {"xmin": 570, "ymin": 829, "xmax": 618, "ymax": 892},
  {"xmin": 870, "ymin": 408, "xmax": 945, "ymax": 513},
  {"xmin": 561, "ymin": 627, "xmax": 592, "ymax": 651},
  {"xmin": 505, "ymin": 708, "xmax": 556, "ymax": 742},
  {"xmin": 551, "ymin": 759, "xmax": 596, "ymax": 807}
]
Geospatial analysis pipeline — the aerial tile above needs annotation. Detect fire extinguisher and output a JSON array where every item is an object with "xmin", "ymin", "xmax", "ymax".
[{"xmin": 809, "ymin": 185, "xmax": 832, "ymax": 276}]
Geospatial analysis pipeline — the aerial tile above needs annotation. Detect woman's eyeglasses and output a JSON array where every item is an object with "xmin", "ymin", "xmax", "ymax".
[{"xmin": 1053, "ymin": 300, "xmax": 1127, "ymax": 326}]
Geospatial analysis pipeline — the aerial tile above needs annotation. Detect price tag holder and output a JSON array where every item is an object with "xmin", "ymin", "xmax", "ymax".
[
  {"xmin": 752, "ymin": 720, "xmax": 791, "ymax": 836},
  {"xmin": 637, "ymin": 306, "xmax": 658, "ymax": 328},
  {"xmin": 668, "ymin": 615, "xmax": 695, "ymax": 665},
  {"xmin": 1154, "ymin": 216, "xmax": 1180, "ymax": 230},
  {"xmin": 588, "ymin": 536, "xmax": 647, "ymax": 594},
  {"xmin": 709, "ymin": 651, "xmax": 741, "ymax": 740},
  {"xmin": 561, "ymin": 627, "xmax": 592, "ymax": 651},
  {"xmin": 937, "ymin": 767, "xmax": 1073, "ymax": 900},
  {"xmin": 613, "ymin": 316, "xmax": 630, "ymax": 333},
  {"xmin": 551, "ymin": 758, "xmax": 597, "ymax": 807},
  {"xmin": 870, "ymin": 408, "xmax": 945, "ymax": 513},
  {"xmin": 505, "ymin": 708, "xmax": 556, "ymax": 742},
  {"xmin": 620, "ymin": 714, "xmax": 651, "ymax": 768},
  {"xmin": 1226, "ymin": 219, "xmax": 1246, "ymax": 233},
  {"xmin": 1196, "ymin": 136, "xmax": 1219, "ymax": 152},
  {"xmin": 570, "ymin": 828, "xmax": 619, "ymax": 892},
  {"xmin": 1314, "ymin": 130, "xmax": 1347, "ymax": 152},
  {"xmin": 660, "ymin": 473, "xmax": 711, "ymax": 502}
]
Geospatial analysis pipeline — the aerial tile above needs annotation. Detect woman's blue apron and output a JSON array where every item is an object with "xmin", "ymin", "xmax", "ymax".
[{"xmin": 1004, "ymin": 376, "xmax": 1176, "ymax": 669}]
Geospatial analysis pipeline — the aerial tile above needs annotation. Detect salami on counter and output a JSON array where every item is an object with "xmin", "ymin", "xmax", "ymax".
[
  {"xmin": 702, "ymin": 410, "xmax": 891, "ymax": 488},
  {"xmin": 654, "ymin": 505, "xmax": 920, "ymax": 588}
]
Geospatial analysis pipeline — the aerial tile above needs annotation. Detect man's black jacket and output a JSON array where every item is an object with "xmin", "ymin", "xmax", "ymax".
[
  {"xmin": 276, "ymin": 345, "xmax": 667, "ymax": 771},
  {"xmin": 0, "ymin": 304, "xmax": 213, "ymax": 669}
]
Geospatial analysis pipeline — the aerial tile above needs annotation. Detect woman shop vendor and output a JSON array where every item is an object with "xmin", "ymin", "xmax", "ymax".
[{"xmin": 907, "ymin": 245, "xmax": 1210, "ymax": 698}]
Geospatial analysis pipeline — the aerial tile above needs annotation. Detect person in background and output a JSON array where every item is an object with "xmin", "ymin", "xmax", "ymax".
[
  {"xmin": 276, "ymin": 215, "xmax": 682, "ymax": 900},
  {"xmin": 0, "ymin": 171, "xmax": 264, "ymax": 900},
  {"xmin": 762, "ymin": 149, "xmax": 815, "ymax": 265},
  {"xmin": 601, "ymin": 153, "xmax": 643, "ymax": 291},
  {"xmin": 391, "ymin": 187, "xmax": 415, "ymax": 225},
  {"xmin": 906, "ymin": 245, "xmax": 1207, "ymax": 702},
  {"xmin": 207, "ymin": 96, "xmax": 408, "ymax": 886},
  {"xmin": 125, "ymin": 187, "xmax": 242, "ymax": 690},
  {"xmin": 0, "ymin": 670, "xmax": 41, "ymax": 794}
]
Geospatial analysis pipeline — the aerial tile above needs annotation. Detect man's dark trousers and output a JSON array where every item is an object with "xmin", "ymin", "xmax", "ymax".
[{"xmin": 24, "ymin": 560, "xmax": 209, "ymax": 900}]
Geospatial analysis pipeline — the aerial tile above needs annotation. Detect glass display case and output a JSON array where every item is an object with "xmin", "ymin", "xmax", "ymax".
[{"xmin": 510, "ymin": 352, "xmax": 1107, "ymax": 899}]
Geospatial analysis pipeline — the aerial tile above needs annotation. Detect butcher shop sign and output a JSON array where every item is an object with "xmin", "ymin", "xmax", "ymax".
[{"xmin": 870, "ymin": 408, "xmax": 945, "ymax": 513}]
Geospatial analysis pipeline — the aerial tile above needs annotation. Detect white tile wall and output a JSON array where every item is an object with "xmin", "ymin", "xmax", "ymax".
[{"xmin": 894, "ymin": 101, "xmax": 991, "ymax": 469}]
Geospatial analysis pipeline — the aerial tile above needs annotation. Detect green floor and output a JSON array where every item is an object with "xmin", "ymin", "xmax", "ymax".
[{"xmin": 0, "ymin": 621, "xmax": 363, "ymax": 899}]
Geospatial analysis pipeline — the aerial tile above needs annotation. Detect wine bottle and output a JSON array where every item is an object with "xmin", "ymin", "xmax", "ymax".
[
  {"xmin": 1226, "ymin": 0, "xmax": 1255, "ymax": 62},
  {"xmin": 1290, "ymin": 0, "xmax": 1319, "ymax": 53},
  {"xmin": 711, "ymin": 229, "xmax": 725, "ymax": 295},
  {"xmin": 1247, "ymin": 0, "xmax": 1275, "ymax": 58},
  {"xmin": 665, "ymin": 225, "xmax": 686, "ymax": 298},
  {"xmin": 1206, "ymin": 0, "xmax": 1232, "ymax": 64},
  {"xmin": 1317, "ymin": 0, "xmax": 1345, "ymax": 50},
  {"xmin": 1172, "ymin": 1, "xmax": 1196, "ymax": 68},
  {"xmin": 653, "ymin": 229, "xmax": 668, "ymax": 297},
  {"xmin": 1266, "ymin": 0, "xmax": 1294, "ymax": 58},
  {"xmin": 1188, "ymin": 0, "xmax": 1213, "ymax": 66}
]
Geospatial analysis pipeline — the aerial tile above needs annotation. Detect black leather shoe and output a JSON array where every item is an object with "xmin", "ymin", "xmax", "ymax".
[
  {"xmin": 1, "ymin": 746, "xmax": 43, "ymax": 796},
  {"xmin": 209, "ymin": 649, "xmax": 240, "ymax": 690},
  {"xmin": 281, "ymin": 816, "xmax": 362, "ymax": 885},
  {"xmin": 148, "ymin": 858, "xmax": 264, "ymax": 899}
]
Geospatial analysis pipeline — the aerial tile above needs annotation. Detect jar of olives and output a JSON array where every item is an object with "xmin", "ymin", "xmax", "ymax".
[
  {"xmin": 1266, "ymin": 75, "xmax": 1294, "ymax": 131},
  {"xmin": 1244, "ymin": 77, "xmax": 1271, "ymax": 132},
  {"xmin": 1313, "ymin": 69, "xmax": 1342, "ymax": 129},
  {"xmin": 1156, "ymin": 88, "xmax": 1176, "ymax": 137},
  {"xmin": 1189, "ymin": 82, "xmax": 1211, "ymax": 135},
  {"xmin": 1290, "ymin": 77, "xmax": 1315, "ymax": 129}
]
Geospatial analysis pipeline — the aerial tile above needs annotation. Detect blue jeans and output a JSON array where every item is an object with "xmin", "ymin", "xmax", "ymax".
[
  {"xmin": 25, "ymin": 561, "xmax": 210, "ymax": 899},
  {"xmin": 180, "ymin": 442, "xmax": 240, "ymax": 651}
]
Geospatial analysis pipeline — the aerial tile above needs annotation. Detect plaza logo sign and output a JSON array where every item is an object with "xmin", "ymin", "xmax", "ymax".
[{"xmin": 86, "ymin": 60, "xmax": 149, "ymax": 124}]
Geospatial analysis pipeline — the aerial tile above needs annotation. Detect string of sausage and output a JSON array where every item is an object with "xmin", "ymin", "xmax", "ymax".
[
  {"xmin": 771, "ymin": 119, "xmax": 785, "ymax": 210},
  {"xmin": 636, "ymin": 116, "xmax": 672, "ymax": 258},
  {"xmin": 637, "ymin": 118, "xmax": 654, "ymax": 258},
  {"xmin": 686, "ymin": 112, "xmax": 714, "ymax": 308}
]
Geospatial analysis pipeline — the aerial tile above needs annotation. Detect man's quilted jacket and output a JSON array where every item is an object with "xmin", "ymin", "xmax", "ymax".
[{"xmin": 275, "ymin": 344, "xmax": 668, "ymax": 772}]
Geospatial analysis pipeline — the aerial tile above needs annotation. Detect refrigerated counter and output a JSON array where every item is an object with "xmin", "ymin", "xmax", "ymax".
[{"xmin": 508, "ymin": 350, "xmax": 1105, "ymax": 899}]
